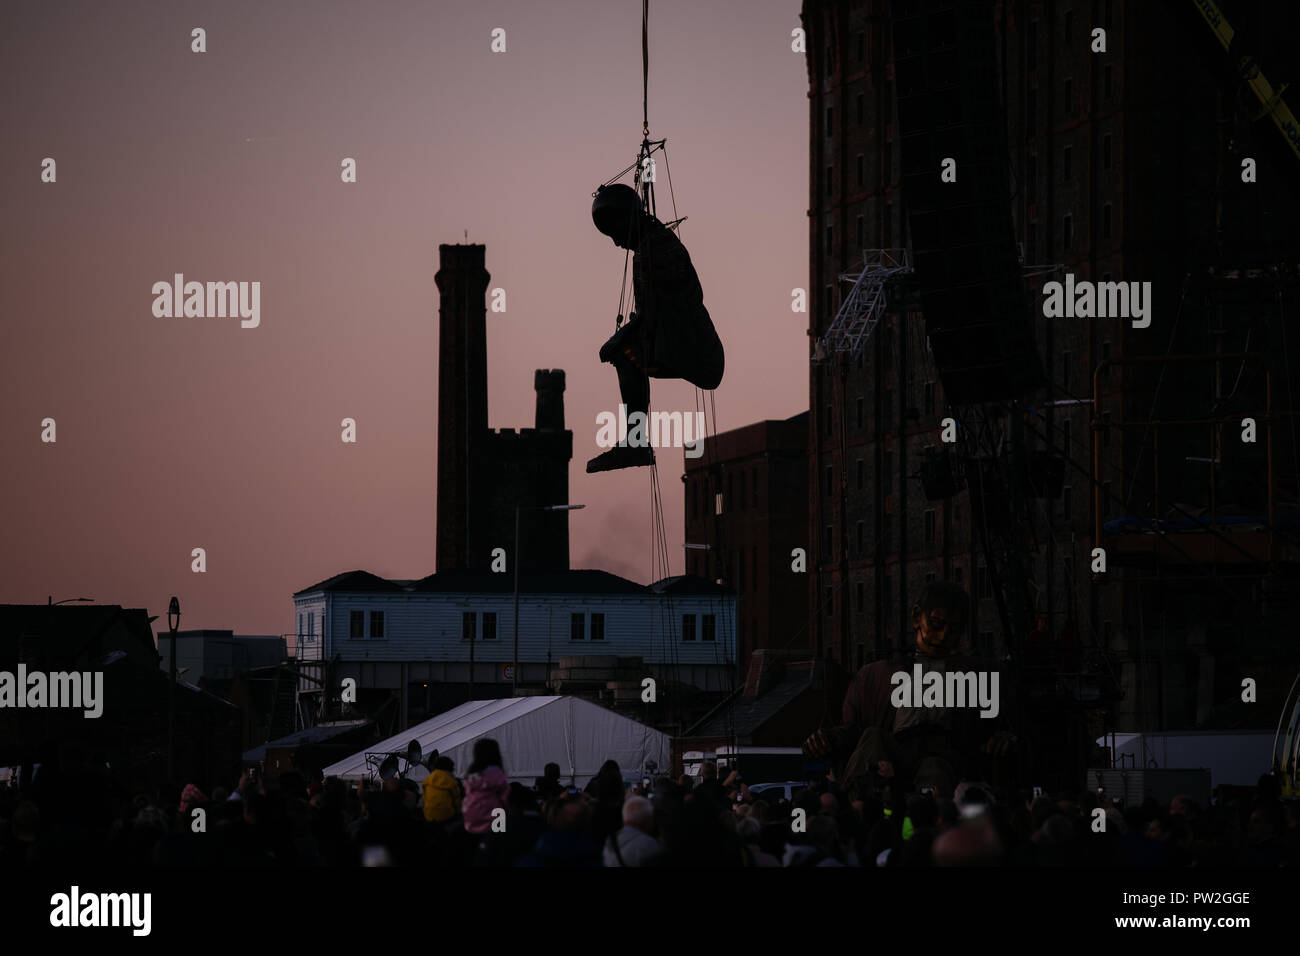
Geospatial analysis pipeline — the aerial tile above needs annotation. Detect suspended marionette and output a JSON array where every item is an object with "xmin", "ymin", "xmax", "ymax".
[{"xmin": 586, "ymin": 183, "xmax": 725, "ymax": 473}]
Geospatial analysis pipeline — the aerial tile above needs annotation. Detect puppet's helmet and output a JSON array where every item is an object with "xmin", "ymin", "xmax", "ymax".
[{"xmin": 592, "ymin": 183, "xmax": 643, "ymax": 241}]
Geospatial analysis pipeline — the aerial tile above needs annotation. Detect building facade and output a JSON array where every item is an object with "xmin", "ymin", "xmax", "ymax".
[
  {"xmin": 801, "ymin": 0, "xmax": 1300, "ymax": 739},
  {"xmin": 292, "ymin": 569, "xmax": 737, "ymax": 727},
  {"xmin": 683, "ymin": 411, "xmax": 810, "ymax": 665}
]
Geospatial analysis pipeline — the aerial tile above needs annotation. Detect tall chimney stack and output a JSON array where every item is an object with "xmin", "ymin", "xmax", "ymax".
[{"xmin": 435, "ymin": 244, "xmax": 489, "ymax": 571}]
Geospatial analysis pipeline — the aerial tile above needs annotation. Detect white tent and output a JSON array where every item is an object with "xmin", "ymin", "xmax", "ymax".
[{"xmin": 322, "ymin": 696, "xmax": 669, "ymax": 787}]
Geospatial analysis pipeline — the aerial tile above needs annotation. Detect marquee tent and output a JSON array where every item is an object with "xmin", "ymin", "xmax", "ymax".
[{"xmin": 322, "ymin": 695, "xmax": 669, "ymax": 787}]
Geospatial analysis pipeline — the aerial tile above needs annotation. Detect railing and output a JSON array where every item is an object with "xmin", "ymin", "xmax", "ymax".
[{"xmin": 283, "ymin": 632, "xmax": 324, "ymax": 662}]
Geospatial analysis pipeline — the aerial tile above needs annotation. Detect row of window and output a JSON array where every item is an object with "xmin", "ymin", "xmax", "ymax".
[{"xmin": 341, "ymin": 609, "xmax": 715, "ymax": 644}]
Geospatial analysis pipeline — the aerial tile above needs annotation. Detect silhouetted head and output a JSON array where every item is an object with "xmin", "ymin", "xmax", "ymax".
[
  {"xmin": 592, "ymin": 183, "xmax": 644, "ymax": 249},
  {"xmin": 469, "ymin": 738, "xmax": 504, "ymax": 774}
]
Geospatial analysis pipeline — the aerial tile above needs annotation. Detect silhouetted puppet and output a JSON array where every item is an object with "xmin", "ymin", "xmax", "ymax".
[{"xmin": 587, "ymin": 183, "xmax": 724, "ymax": 473}]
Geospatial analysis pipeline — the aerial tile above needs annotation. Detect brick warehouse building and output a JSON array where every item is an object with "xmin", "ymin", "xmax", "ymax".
[
  {"xmin": 801, "ymin": 0, "xmax": 1300, "ymax": 755},
  {"xmin": 435, "ymin": 243, "xmax": 574, "ymax": 572},
  {"xmin": 683, "ymin": 411, "xmax": 810, "ymax": 666}
]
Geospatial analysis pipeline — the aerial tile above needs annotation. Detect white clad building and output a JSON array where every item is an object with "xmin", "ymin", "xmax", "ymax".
[{"xmin": 292, "ymin": 568, "xmax": 736, "ymax": 727}]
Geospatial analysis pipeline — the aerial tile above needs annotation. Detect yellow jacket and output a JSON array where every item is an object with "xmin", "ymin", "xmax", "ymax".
[{"xmin": 422, "ymin": 769, "xmax": 462, "ymax": 823}]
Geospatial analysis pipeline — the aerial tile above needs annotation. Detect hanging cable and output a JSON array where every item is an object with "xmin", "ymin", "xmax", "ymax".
[{"xmin": 642, "ymin": 0, "xmax": 650, "ymax": 138}]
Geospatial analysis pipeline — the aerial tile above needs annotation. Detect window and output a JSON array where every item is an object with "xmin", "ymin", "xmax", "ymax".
[
  {"xmin": 925, "ymin": 572, "xmax": 936, "ymax": 584},
  {"xmin": 883, "ymin": 450, "xmax": 893, "ymax": 493},
  {"xmin": 1063, "ymin": 214, "xmax": 1073, "ymax": 250},
  {"xmin": 1063, "ymin": 418, "xmax": 1072, "ymax": 451},
  {"xmin": 727, "ymin": 471, "xmax": 734, "ymax": 508},
  {"xmin": 738, "ymin": 471, "xmax": 746, "ymax": 511},
  {"xmin": 825, "ymin": 284, "xmax": 834, "ymax": 319},
  {"xmin": 825, "ymin": 588, "xmax": 833, "ymax": 617},
  {"xmin": 570, "ymin": 612, "xmax": 585, "ymax": 641},
  {"xmin": 298, "ymin": 613, "xmax": 303, "ymax": 636},
  {"xmin": 856, "ymin": 92, "xmax": 864, "ymax": 124},
  {"xmin": 826, "ymin": 106, "xmax": 833, "ymax": 136},
  {"xmin": 1062, "ymin": 350, "xmax": 1071, "ymax": 389},
  {"xmin": 825, "ymin": 465, "xmax": 834, "ymax": 498},
  {"xmin": 591, "ymin": 613, "xmax": 605, "ymax": 641},
  {"xmin": 825, "ymin": 46, "xmax": 832, "ymax": 78},
  {"xmin": 1102, "ymin": 203, "xmax": 1112, "ymax": 240},
  {"xmin": 1027, "ymin": 222, "xmax": 1037, "ymax": 257},
  {"xmin": 1027, "ymin": 89, "xmax": 1037, "ymax": 135},
  {"xmin": 319, "ymin": 614, "xmax": 323, "ymax": 639},
  {"xmin": 955, "ymin": 566, "xmax": 963, "ymax": 584},
  {"xmin": 482, "ymin": 611, "xmax": 497, "ymax": 641},
  {"xmin": 977, "ymin": 563, "xmax": 991, "ymax": 599},
  {"xmin": 350, "ymin": 610, "xmax": 364, "ymax": 639},
  {"xmin": 825, "ymin": 224, "xmax": 833, "ymax": 255},
  {"xmin": 1063, "ymin": 145, "xmax": 1072, "ymax": 181},
  {"xmin": 857, "ymin": 581, "xmax": 865, "ymax": 611},
  {"xmin": 1101, "ymin": 340, "xmax": 1111, "ymax": 382},
  {"xmin": 1102, "ymin": 134, "xmax": 1112, "ymax": 170},
  {"xmin": 856, "ymin": 521, "xmax": 865, "ymax": 555},
  {"xmin": 856, "ymin": 458, "xmax": 864, "ymax": 490},
  {"xmin": 691, "ymin": 481, "xmax": 698, "ymax": 518},
  {"xmin": 856, "ymin": 154, "xmax": 865, "ymax": 187},
  {"xmin": 826, "ymin": 165, "xmax": 833, "ymax": 197},
  {"xmin": 883, "ymin": 203, "xmax": 892, "ymax": 243},
  {"xmin": 702, "ymin": 614, "xmax": 717, "ymax": 641},
  {"xmin": 884, "ymin": 388, "xmax": 894, "ymax": 422},
  {"xmin": 924, "ymin": 509, "xmax": 936, "ymax": 545},
  {"xmin": 462, "ymin": 611, "xmax": 476, "ymax": 641},
  {"xmin": 752, "ymin": 468, "xmax": 758, "ymax": 507},
  {"xmin": 738, "ymin": 550, "xmax": 745, "ymax": 592},
  {"xmin": 924, "ymin": 381, "xmax": 935, "ymax": 416},
  {"xmin": 1064, "ymin": 10, "xmax": 1073, "ymax": 41},
  {"xmin": 856, "ymin": 397, "xmax": 864, "ymax": 428},
  {"xmin": 1026, "ymin": 154, "xmax": 1037, "ymax": 202},
  {"xmin": 752, "ymin": 546, "xmax": 758, "ymax": 589},
  {"xmin": 1063, "ymin": 485, "xmax": 1073, "ymax": 518},
  {"xmin": 682, "ymin": 614, "xmax": 696, "ymax": 641},
  {"xmin": 856, "ymin": 642, "xmax": 865, "ymax": 670},
  {"xmin": 1104, "ymin": 63, "xmax": 1112, "ymax": 99},
  {"xmin": 824, "ymin": 525, "xmax": 834, "ymax": 560},
  {"xmin": 714, "ymin": 491, "xmax": 723, "ymax": 516},
  {"xmin": 369, "ymin": 610, "xmax": 384, "ymax": 639},
  {"xmin": 856, "ymin": 33, "xmax": 864, "ymax": 62},
  {"xmin": 856, "ymin": 216, "xmax": 864, "ymax": 251}
]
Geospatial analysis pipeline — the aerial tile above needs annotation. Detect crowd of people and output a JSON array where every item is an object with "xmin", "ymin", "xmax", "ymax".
[{"xmin": 2, "ymin": 735, "xmax": 1297, "ymax": 867}]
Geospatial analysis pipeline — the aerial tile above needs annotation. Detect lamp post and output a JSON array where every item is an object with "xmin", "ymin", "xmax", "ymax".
[
  {"xmin": 514, "ymin": 504, "xmax": 584, "ymax": 696},
  {"xmin": 166, "ymin": 596, "xmax": 180, "ymax": 780}
]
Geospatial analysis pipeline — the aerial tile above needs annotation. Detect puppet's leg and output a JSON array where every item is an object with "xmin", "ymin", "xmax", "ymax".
[{"xmin": 586, "ymin": 353, "xmax": 655, "ymax": 473}]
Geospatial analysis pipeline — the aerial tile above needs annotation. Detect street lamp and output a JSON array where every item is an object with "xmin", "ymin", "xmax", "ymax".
[
  {"xmin": 514, "ymin": 504, "xmax": 584, "ymax": 696},
  {"xmin": 166, "ymin": 596, "xmax": 180, "ymax": 780}
]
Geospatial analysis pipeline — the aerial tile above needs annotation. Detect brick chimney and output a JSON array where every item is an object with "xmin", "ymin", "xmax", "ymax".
[{"xmin": 435, "ymin": 244, "xmax": 489, "ymax": 571}]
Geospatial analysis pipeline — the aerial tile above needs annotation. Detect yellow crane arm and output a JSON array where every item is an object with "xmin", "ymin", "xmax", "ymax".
[{"xmin": 1191, "ymin": 0, "xmax": 1300, "ymax": 162}]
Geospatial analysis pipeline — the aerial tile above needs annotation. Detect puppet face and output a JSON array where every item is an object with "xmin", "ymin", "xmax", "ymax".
[{"xmin": 912, "ymin": 604, "xmax": 967, "ymax": 657}]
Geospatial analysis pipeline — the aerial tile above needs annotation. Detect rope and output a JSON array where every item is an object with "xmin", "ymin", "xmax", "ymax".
[{"xmin": 642, "ymin": 0, "xmax": 650, "ymax": 138}]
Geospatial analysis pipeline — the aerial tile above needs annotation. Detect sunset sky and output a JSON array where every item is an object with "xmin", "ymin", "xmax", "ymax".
[{"xmin": 0, "ymin": 0, "xmax": 808, "ymax": 635}]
